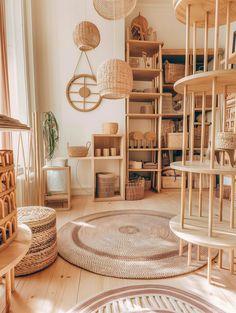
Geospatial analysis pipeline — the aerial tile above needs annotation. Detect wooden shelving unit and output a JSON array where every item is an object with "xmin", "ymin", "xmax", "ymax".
[
  {"xmin": 92, "ymin": 134, "xmax": 125, "ymax": 202},
  {"xmin": 125, "ymin": 28, "xmax": 164, "ymax": 192},
  {"xmin": 170, "ymin": 0, "xmax": 236, "ymax": 284}
]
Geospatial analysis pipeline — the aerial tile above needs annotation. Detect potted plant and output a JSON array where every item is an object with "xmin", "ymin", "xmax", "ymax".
[
  {"xmin": 42, "ymin": 111, "xmax": 59, "ymax": 163},
  {"xmin": 42, "ymin": 111, "xmax": 67, "ymax": 194}
]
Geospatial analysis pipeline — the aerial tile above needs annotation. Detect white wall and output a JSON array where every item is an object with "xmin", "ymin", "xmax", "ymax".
[
  {"xmin": 127, "ymin": 0, "xmax": 236, "ymax": 50},
  {"xmin": 31, "ymin": 0, "xmax": 236, "ymax": 194},
  {"xmin": 31, "ymin": 0, "xmax": 125, "ymax": 194}
]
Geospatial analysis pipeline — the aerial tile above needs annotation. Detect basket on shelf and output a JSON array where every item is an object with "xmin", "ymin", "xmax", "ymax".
[
  {"xmin": 194, "ymin": 125, "xmax": 209, "ymax": 148},
  {"xmin": 164, "ymin": 60, "xmax": 185, "ymax": 84},
  {"xmin": 0, "ymin": 150, "xmax": 17, "ymax": 252},
  {"xmin": 67, "ymin": 142, "xmax": 91, "ymax": 157},
  {"xmin": 126, "ymin": 178, "xmax": 145, "ymax": 201},
  {"xmin": 144, "ymin": 178, "xmax": 151, "ymax": 191},
  {"xmin": 167, "ymin": 132, "xmax": 189, "ymax": 149},
  {"xmin": 96, "ymin": 172, "xmax": 115, "ymax": 198},
  {"xmin": 102, "ymin": 122, "xmax": 118, "ymax": 135}
]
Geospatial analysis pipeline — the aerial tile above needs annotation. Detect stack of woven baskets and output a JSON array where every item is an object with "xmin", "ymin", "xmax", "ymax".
[{"xmin": 16, "ymin": 206, "xmax": 57, "ymax": 276}]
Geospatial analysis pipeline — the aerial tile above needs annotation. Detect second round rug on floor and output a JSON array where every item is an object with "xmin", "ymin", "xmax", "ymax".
[{"xmin": 58, "ymin": 210, "xmax": 215, "ymax": 279}]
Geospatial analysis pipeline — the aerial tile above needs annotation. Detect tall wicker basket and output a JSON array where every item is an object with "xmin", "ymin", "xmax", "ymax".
[{"xmin": 0, "ymin": 150, "xmax": 17, "ymax": 252}]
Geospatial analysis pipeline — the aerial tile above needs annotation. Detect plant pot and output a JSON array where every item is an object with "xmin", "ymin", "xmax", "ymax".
[{"xmin": 45, "ymin": 158, "xmax": 68, "ymax": 194}]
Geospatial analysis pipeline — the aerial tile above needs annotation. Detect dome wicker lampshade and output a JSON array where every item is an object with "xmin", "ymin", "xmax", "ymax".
[
  {"xmin": 73, "ymin": 21, "xmax": 100, "ymax": 51},
  {"xmin": 93, "ymin": 0, "xmax": 137, "ymax": 20},
  {"xmin": 97, "ymin": 59, "xmax": 133, "ymax": 99}
]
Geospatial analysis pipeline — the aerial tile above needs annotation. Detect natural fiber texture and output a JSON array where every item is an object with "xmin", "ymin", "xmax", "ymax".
[
  {"xmin": 15, "ymin": 206, "xmax": 57, "ymax": 276},
  {"xmin": 97, "ymin": 59, "xmax": 133, "ymax": 99},
  {"xmin": 102, "ymin": 122, "xmax": 118, "ymax": 135},
  {"xmin": 93, "ymin": 0, "xmax": 137, "ymax": 20},
  {"xmin": 216, "ymin": 132, "xmax": 236, "ymax": 150},
  {"xmin": 67, "ymin": 284, "xmax": 225, "ymax": 313},
  {"xmin": 164, "ymin": 60, "xmax": 185, "ymax": 84},
  {"xmin": 125, "ymin": 179, "xmax": 145, "ymax": 200},
  {"xmin": 58, "ymin": 210, "xmax": 216, "ymax": 279},
  {"xmin": 96, "ymin": 173, "xmax": 115, "ymax": 198},
  {"xmin": 73, "ymin": 21, "xmax": 100, "ymax": 51}
]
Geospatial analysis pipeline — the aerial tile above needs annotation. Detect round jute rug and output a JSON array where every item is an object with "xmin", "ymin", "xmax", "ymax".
[
  {"xmin": 67, "ymin": 285, "xmax": 225, "ymax": 313},
  {"xmin": 58, "ymin": 210, "xmax": 216, "ymax": 279}
]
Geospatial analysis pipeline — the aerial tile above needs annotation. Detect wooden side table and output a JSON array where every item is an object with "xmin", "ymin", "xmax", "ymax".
[
  {"xmin": 0, "ymin": 224, "xmax": 32, "ymax": 313},
  {"xmin": 42, "ymin": 166, "xmax": 71, "ymax": 210}
]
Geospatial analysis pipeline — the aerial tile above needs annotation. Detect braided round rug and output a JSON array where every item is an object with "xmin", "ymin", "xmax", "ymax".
[
  {"xmin": 67, "ymin": 285, "xmax": 225, "ymax": 313},
  {"xmin": 58, "ymin": 210, "xmax": 216, "ymax": 279}
]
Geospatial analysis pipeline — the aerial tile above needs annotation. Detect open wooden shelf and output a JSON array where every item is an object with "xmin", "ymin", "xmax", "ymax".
[
  {"xmin": 170, "ymin": 215, "xmax": 236, "ymax": 249},
  {"xmin": 128, "ymin": 168, "xmax": 160, "ymax": 172},
  {"xmin": 129, "ymin": 92, "xmax": 171, "ymax": 102},
  {"xmin": 44, "ymin": 193, "xmax": 69, "ymax": 201},
  {"xmin": 94, "ymin": 195, "xmax": 123, "ymax": 202},
  {"xmin": 174, "ymin": 69, "xmax": 236, "ymax": 94},
  {"xmin": 94, "ymin": 156, "xmax": 123, "ymax": 160},
  {"xmin": 132, "ymin": 68, "xmax": 162, "ymax": 81},
  {"xmin": 126, "ymin": 114, "xmax": 159, "ymax": 119},
  {"xmin": 128, "ymin": 39, "xmax": 163, "ymax": 57},
  {"xmin": 171, "ymin": 161, "xmax": 236, "ymax": 175},
  {"xmin": 129, "ymin": 148, "xmax": 158, "ymax": 151},
  {"xmin": 162, "ymin": 48, "xmax": 224, "ymax": 56}
]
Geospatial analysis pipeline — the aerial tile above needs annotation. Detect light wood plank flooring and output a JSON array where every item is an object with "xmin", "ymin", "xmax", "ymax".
[{"xmin": 1, "ymin": 190, "xmax": 236, "ymax": 313}]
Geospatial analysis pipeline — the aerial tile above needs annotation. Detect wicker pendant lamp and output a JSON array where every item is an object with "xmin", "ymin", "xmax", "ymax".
[
  {"xmin": 73, "ymin": 21, "xmax": 100, "ymax": 51},
  {"xmin": 93, "ymin": 0, "xmax": 137, "ymax": 20},
  {"xmin": 97, "ymin": 59, "xmax": 133, "ymax": 99}
]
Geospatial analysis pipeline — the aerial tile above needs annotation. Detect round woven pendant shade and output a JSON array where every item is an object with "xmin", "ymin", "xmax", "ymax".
[
  {"xmin": 97, "ymin": 59, "xmax": 133, "ymax": 99},
  {"xmin": 93, "ymin": 0, "xmax": 137, "ymax": 20},
  {"xmin": 73, "ymin": 21, "xmax": 100, "ymax": 51}
]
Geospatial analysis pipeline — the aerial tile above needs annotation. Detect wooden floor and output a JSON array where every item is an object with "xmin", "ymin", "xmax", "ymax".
[{"xmin": 1, "ymin": 190, "xmax": 236, "ymax": 313}]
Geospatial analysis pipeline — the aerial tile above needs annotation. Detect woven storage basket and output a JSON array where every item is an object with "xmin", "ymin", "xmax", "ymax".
[
  {"xmin": 97, "ymin": 59, "xmax": 133, "ymax": 99},
  {"xmin": 144, "ymin": 178, "xmax": 151, "ymax": 191},
  {"xmin": 102, "ymin": 122, "xmax": 118, "ymax": 135},
  {"xmin": 67, "ymin": 142, "xmax": 91, "ymax": 157},
  {"xmin": 126, "ymin": 179, "xmax": 145, "ymax": 201},
  {"xmin": 15, "ymin": 206, "xmax": 57, "ymax": 276},
  {"xmin": 194, "ymin": 125, "xmax": 209, "ymax": 148},
  {"xmin": 216, "ymin": 132, "xmax": 236, "ymax": 150},
  {"xmin": 96, "ymin": 173, "xmax": 115, "ymax": 198},
  {"xmin": 73, "ymin": 21, "xmax": 100, "ymax": 51},
  {"xmin": 167, "ymin": 133, "xmax": 189, "ymax": 149},
  {"xmin": 162, "ymin": 176, "xmax": 182, "ymax": 189},
  {"xmin": 164, "ymin": 60, "xmax": 185, "ymax": 84},
  {"xmin": 0, "ymin": 150, "xmax": 17, "ymax": 252},
  {"xmin": 93, "ymin": 0, "xmax": 137, "ymax": 20}
]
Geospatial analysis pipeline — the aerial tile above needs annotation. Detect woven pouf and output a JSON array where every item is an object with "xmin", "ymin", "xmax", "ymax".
[{"xmin": 15, "ymin": 206, "xmax": 57, "ymax": 276}]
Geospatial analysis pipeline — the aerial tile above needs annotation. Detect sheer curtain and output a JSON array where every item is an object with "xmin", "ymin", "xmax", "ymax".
[
  {"xmin": 0, "ymin": 0, "xmax": 11, "ymax": 148},
  {"xmin": 3, "ymin": 0, "xmax": 38, "ymax": 206}
]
